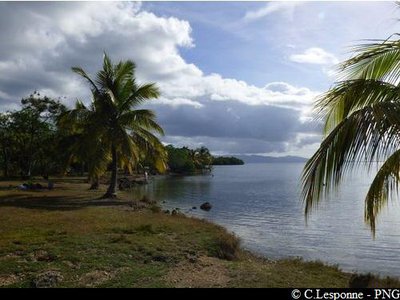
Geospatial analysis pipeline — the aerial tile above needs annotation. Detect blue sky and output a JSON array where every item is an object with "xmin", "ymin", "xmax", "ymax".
[
  {"xmin": 144, "ymin": 1, "xmax": 397, "ymax": 89},
  {"xmin": 0, "ymin": 1, "xmax": 399, "ymax": 157}
]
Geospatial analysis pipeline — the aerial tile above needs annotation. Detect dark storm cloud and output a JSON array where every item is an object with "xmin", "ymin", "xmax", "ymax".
[
  {"xmin": 152, "ymin": 100, "xmax": 300, "ymax": 142},
  {"xmin": 163, "ymin": 135, "xmax": 288, "ymax": 154},
  {"xmin": 147, "ymin": 100, "xmax": 319, "ymax": 154},
  {"xmin": 296, "ymin": 134, "xmax": 322, "ymax": 147}
]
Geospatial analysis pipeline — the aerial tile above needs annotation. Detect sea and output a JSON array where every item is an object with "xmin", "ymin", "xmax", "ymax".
[{"xmin": 132, "ymin": 163, "xmax": 400, "ymax": 277}]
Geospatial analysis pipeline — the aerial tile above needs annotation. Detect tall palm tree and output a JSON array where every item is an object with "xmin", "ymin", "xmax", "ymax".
[
  {"xmin": 70, "ymin": 53, "xmax": 167, "ymax": 198},
  {"xmin": 58, "ymin": 100, "xmax": 110, "ymax": 190},
  {"xmin": 301, "ymin": 35, "xmax": 400, "ymax": 235}
]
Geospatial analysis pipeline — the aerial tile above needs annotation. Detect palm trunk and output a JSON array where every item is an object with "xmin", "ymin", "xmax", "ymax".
[
  {"xmin": 89, "ymin": 176, "xmax": 99, "ymax": 190},
  {"xmin": 80, "ymin": 162, "xmax": 84, "ymax": 176},
  {"xmin": 102, "ymin": 145, "xmax": 118, "ymax": 198}
]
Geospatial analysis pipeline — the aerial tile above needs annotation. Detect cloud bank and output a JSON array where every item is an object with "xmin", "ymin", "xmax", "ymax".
[{"xmin": 0, "ymin": 2, "xmax": 321, "ymax": 157}]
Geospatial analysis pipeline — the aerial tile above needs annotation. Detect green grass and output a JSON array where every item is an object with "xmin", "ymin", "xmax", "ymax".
[{"xmin": 0, "ymin": 177, "xmax": 398, "ymax": 288}]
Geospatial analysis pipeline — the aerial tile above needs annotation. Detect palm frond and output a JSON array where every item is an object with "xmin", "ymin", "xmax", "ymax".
[
  {"xmin": 340, "ymin": 38, "xmax": 400, "ymax": 83},
  {"xmin": 115, "ymin": 60, "xmax": 135, "ymax": 85},
  {"xmin": 131, "ymin": 129, "xmax": 167, "ymax": 173},
  {"xmin": 302, "ymin": 102, "xmax": 400, "ymax": 217},
  {"xmin": 127, "ymin": 83, "xmax": 160, "ymax": 108},
  {"xmin": 315, "ymin": 79, "xmax": 399, "ymax": 134},
  {"xmin": 365, "ymin": 149, "xmax": 400, "ymax": 235},
  {"xmin": 71, "ymin": 67, "xmax": 100, "ymax": 93},
  {"xmin": 119, "ymin": 109, "xmax": 164, "ymax": 135}
]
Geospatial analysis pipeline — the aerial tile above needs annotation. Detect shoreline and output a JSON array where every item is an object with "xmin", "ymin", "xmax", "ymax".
[
  {"xmin": 164, "ymin": 204, "xmax": 399, "ymax": 283},
  {"xmin": 151, "ymin": 170, "xmax": 400, "ymax": 280},
  {"xmin": 0, "ymin": 177, "xmax": 399, "ymax": 287}
]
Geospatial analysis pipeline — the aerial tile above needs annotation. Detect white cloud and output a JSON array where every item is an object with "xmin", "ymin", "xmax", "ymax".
[
  {"xmin": 0, "ymin": 2, "xmax": 322, "ymax": 155},
  {"xmin": 289, "ymin": 47, "xmax": 339, "ymax": 65},
  {"xmin": 243, "ymin": 2, "xmax": 302, "ymax": 22},
  {"xmin": 154, "ymin": 97, "xmax": 203, "ymax": 109},
  {"xmin": 204, "ymin": 76, "xmax": 319, "ymax": 110},
  {"xmin": 0, "ymin": 2, "xmax": 319, "ymax": 115}
]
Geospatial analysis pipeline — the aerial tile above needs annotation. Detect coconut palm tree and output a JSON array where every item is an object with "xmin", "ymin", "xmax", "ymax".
[
  {"xmin": 70, "ymin": 53, "xmax": 166, "ymax": 198},
  {"xmin": 301, "ymin": 35, "xmax": 400, "ymax": 235},
  {"xmin": 58, "ymin": 100, "xmax": 110, "ymax": 190}
]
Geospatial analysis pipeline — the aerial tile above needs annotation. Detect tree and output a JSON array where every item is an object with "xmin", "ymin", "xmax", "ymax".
[
  {"xmin": 0, "ymin": 92, "xmax": 67, "ymax": 178},
  {"xmin": 165, "ymin": 145, "xmax": 214, "ymax": 174},
  {"xmin": 212, "ymin": 156, "xmax": 244, "ymax": 165},
  {"xmin": 166, "ymin": 145, "xmax": 195, "ymax": 174},
  {"xmin": 0, "ymin": 113, "xmax": 12, "ymax": 177},
  {"xmin": 70, "ymin": 53, "xmax": 167, "ymax": 198},
  {"xmin": 195, "ymin": 146, "xmax": 213, "ymax": 168},
  {"xmin": 19, "ymin": 92, "xmax": 66, "ymax": 178},
  {"xmin": 58, "ymin": 100, "xmax": 111, "ymax": 189},
  {"xmin": 301, "ymin": 35, "xmax": 400, "ymax": 235}
]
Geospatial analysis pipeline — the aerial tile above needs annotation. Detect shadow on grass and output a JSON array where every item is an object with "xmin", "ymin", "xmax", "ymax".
[{"xmin": 0, "ymin": 194, "xmax": 133, "ymax": 211}]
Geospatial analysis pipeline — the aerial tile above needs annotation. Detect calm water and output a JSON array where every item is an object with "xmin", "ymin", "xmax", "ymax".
[{"xmin": 133, "ymin": 163, "xmax": 400, "ymax": 277}]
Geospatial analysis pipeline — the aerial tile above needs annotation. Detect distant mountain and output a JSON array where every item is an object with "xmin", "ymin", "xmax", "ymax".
[{"xmin": 236, "ymin": 155, "xmax": 308, "ymax": 163}]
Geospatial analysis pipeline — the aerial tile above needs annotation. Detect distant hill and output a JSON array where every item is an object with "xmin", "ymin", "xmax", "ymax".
[{"xmin": 236, "ymin": 155, "xmax": 308, "ymax": 163}]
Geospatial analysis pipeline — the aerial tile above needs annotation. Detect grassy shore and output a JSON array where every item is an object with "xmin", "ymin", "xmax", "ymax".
[{"xmin": 0, "ymin": 178, "xmax": 398, "ymax": 288}]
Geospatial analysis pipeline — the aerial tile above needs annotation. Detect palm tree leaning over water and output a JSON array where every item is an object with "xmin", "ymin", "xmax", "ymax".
[
  {"xmin": 67, "ymin": 53, "xmax": 167, "ymax": 198},
  {"xmin": 301, "ymin": 35, "xmax": 400, "ymax": 236}
]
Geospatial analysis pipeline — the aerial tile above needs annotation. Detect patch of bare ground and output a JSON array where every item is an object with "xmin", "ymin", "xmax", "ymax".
[
  {"xmin": 79, "ymin": 270, "xmax": 116, "ymax": 287},
  {"xmin": 0, "ymin": 274, "xmax": 20, "ymax": 287},
  {"xmin": 164, "ymin": 256, "xmax": 230, "ymax": 288}
]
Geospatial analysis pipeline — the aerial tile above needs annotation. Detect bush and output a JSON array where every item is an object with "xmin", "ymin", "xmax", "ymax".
[
  {"xmin": 214, "ymin": 232, "xmax": 241, "ymax": 261},
  {"xmin": 349, "ymin": 274, "xmax": 372, "ymax": 288},
  {"xmin": 149, "ymin": 204, "xmax": 161, "ymax": 213}
]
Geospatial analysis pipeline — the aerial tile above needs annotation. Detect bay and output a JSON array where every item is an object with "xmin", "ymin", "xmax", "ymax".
[{"xmin": 132, "ymin": 163, "xmax": 400, "ymax": 277}]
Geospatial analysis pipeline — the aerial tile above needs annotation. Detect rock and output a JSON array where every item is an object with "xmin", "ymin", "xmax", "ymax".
[
  {"xmin": 171, "ymin": 209, "xmax": 178, "ymax": 216},
  {"xmin": 200, "ymin": 202, "xmax": 212, "ymax": 211},
  {"xmin": 192, "ymin": 206, "xmax": 197, "ymax": 210},
  {"xmin": 31, "ymin": 270, "xmax": 63, "ymax": 288},
  {"xmin": 163, "ymin": 210, "xmax": 170, "ymax": 214},
  {"xmin": 18, "ymin": 184, "xmax": 28, "ymax": 190}
]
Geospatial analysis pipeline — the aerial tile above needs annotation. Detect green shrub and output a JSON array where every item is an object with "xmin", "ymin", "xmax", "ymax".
[{"xmin": 214, "ymin": 232, "xmax": 241, "ymax": 261}]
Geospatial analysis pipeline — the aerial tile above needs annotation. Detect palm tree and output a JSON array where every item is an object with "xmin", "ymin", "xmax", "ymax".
[
  {"xmin": 301, "ymin": 35, "xmax": 400, "ymax": 235},
  {"xmin": 70, "ymin": 53, "xmax": 167, "ymax": 198},
  {"xmin": 58, "ymin": 100, "xmax": 110, "ymax": 190}
]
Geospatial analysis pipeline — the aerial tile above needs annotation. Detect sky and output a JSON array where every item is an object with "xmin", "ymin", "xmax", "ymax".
[{"xmin": 0, "ymin": 1, "xmax": 399, "ymax": 158}]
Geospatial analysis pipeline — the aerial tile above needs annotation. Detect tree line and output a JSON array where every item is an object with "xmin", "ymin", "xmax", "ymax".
[
  {"xmin": 0, "ymin": 54, "xmax": 244, "ymax": 198},
  {"xmin": 0, "ymin": 92, "xmax": 67, "ymax": 179},
  {"xmin": 0, "ymin": 54, "xmax": 166, "ymax": 199},
  {"xmin": 165, "ymin": 145, "xmax": 244, "ymax": 173}
]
